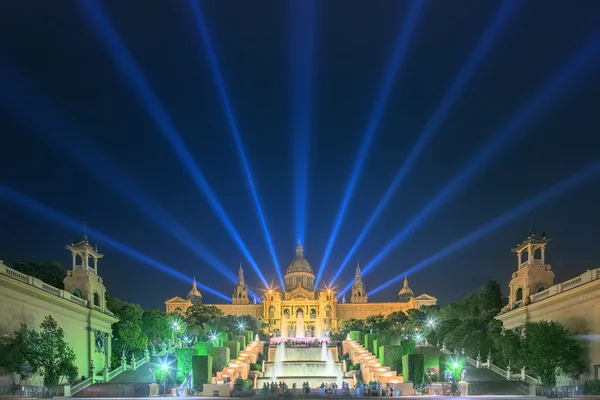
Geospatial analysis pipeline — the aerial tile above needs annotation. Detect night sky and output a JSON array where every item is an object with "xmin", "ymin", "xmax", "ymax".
[{"xmin": 1, "ymin": 1, "xmax": 599, "ymax": 310}]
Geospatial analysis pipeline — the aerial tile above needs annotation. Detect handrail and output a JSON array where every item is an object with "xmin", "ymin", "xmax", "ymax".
[{"xmin": 70, "ymin": 377, "xmax": 93, "ymax": 395}]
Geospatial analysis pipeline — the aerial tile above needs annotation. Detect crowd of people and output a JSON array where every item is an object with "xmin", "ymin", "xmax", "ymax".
[{"xmin": 269, "ymin": 339, "xmax": 328, "ymax": 348}]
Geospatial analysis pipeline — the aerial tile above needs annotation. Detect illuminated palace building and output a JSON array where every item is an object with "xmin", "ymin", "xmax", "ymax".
[{"xmin": 166, "ymin": 242, "xmax": 436, "ymax": 336}]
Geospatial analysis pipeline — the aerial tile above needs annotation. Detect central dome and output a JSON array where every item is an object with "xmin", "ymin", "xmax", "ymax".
[
  {"xmin": 285, "ymin": 241, "xmax": 314, "ymax": 275},
  {"xmin": 284, "ymin": 241, "xmax": 315, "ymax": 292}
]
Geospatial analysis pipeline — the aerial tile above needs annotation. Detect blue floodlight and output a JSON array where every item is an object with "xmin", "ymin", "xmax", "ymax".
[
  {"xmin": 289, "ymin": 0, "xmax": 317, "ymax": 246},
  {"xmin": 78, "ymin": 0, "xmax": 268, "ymax": 287},
  {"xmin": 369, "ymin": 162, "xmax": 600, "ymax": 296},
  {"xmin": 315, "ymin": 0, "xmax": 424, "ymax": 288},
  {"xmin": 330, "ymin": 0, "xmax": 519, "ymax": 286},
  {"xmin": 0, "ymin": 185, "xmax": 231, "ymax": 302},
  {"xmin": 188, "ymin": 0, "xmax": 282, "ymax": 287},
  {"xmin": 341, "ymin": 34, "xmax": 600, "ymax": 294},
  {"xmin": 0, "ymin": 65, "xmax": 243, "ymax": 287}
]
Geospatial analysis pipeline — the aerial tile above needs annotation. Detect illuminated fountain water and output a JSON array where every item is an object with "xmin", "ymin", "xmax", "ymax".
[
  {"xmin": 296, "ymin": 311, "xmax": 305, "ymax": 338},
  {"xmin": 281, "ymin": 314, "xmax": 289, "ymax": 338},
  {"xmin": 346, "ymin": 333, "xmax": 351, "ymax": 340},
  {"xmin": 255, "ymin": 334, "xmax": 259, "ymax": 341},
  {"xmin": 259, "ymin": 339, "xmax": 346, "ymax": 387},
  {"xmin": 272, "ymin": 342, "xmax": 286, "ymax": 381}
]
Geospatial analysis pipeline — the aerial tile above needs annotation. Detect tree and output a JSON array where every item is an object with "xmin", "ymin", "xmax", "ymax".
[
  {"xmin": 36, "ymin": 316, "xmax": 78, "ymax": 391},
  {"xmin": 339, "ymin": 319, "xmax": 365, "ymax": 334},
  {"xmin": 385, "ymin": 311, "xmax": 408, "ymax": 329},
  {"xmin": 0, "ymin": 324, "xmax": 40, "ymax": 386},
  {"xmin": 141, "ymin": 309, "xmax": 171, "ymax": 349},
  {"xmin": 11, "ymin": 261, "xmax": 66, "ymax": 289},
  {"xmin": 521, "ymin": 321, "xmax": 587, "ymax": 391},
  {"xmin": 186, "ymin": 304, "xmax": 224, "ymax": 328},
  {"xmin": 107, "ymin": 296, "xmax": 147, "ymax": 365},
  {"xmin": 365, "ymin": 314, "xmax": 390, "ymax": 332}
]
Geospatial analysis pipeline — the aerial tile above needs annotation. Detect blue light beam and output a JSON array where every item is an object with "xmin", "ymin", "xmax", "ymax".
[
  {"xmin": 0, "ymin": 185, "xmax": 232, "ymax": 303},
  {"xmin": 0, "ymin": 65, "xmax": 243, "ymax": 289},
  {"xmin": 188, "ymin": 0, "xmax": 283, "ymax": 287},
  {"xmin": 369, "ymin": 161, "xmax": 600, "ymax": 296},
  {"xmin": 290, "ymin": 0, "xmax": 316, "ymax": 246},
  {"xmin": 330, "ymin": 0, "xmax": 519, "ymax": 286},
  {"xmin": 340, "ymin": 34, "xmax": 600, "ymax": 295},
  {"xmin": 315, "ymin": 0, "xmax": 424, "ymax": 288},
  {"xmin": 78, "ymin": 0, "xmax": 268, "ymax": 288}
]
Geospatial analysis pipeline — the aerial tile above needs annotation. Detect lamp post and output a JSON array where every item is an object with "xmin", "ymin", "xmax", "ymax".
[
  {"xmin": 172, "ymin": 321, "xmax": 179, "ymax": 346},
  {"xmin": 453, "ymin": 362, "xmax": 458, "ymax": 383},
  {"xmin": 162, "ymin": 363, "xmax": 168, "ymax": 395}
]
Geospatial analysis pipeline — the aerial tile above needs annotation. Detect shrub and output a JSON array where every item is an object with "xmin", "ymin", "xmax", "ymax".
[
  {"xmin": 584, "ymin": 380, "xmax": 600, "ymax": 395},
  {"xmin": 250, "ymin": 363, "xmax": 261, "ymax": 371}
]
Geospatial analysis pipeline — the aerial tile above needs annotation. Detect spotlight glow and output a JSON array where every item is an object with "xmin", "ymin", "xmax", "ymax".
[
  {"xmin": 315, "ymin": 0, "xmax": 424, "ymax": 288},
  {"xmin": 369, "ymin": 162, "xmax": 600, "ymax": 296},
  {"xmin": 342, "ymin": 34, "xmax": 600, "ymax": 294},
  {"xmin": 330, "ymin": 0, "xmax": 519, "ymax": 286},
  {"xmin": 290, "ymin": 0, "xmax": 316, "ymax": 246},
  {"xmin": 79, "ymin": 0, "xmax": 268, "ymax": 288},
  {"xmin": 0, "ymin": 65, "xmax": 242, "ymax": 287},
  {"xmin": 188, "ymin": 0, "xmax": 282, "ymax": 287},
  {"xmin": 0, "ymin": 185, "xmax": 232, "ymax": 302}
]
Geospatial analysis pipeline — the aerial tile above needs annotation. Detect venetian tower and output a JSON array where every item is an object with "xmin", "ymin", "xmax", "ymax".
[
  {"xmin": 232, "ymin": 264, "xmax": 250, "ymax": 305},
  {"xmin": 507, "ymin": 228, "xmax": 554, "ymax": 309},
  {"xmin": 64, "ymin": 230, "xmax": 107, "ymax": 312},
  {"xmin": 350, "ymin": 263, "xmax": 368, "ymax": 303}
]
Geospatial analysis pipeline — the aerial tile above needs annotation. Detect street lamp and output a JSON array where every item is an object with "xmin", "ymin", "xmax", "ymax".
[
  {"xmin": 453, "ymin": 362, "xmax": 458, "ymax": 383},
  {"xmin": 162, "ymin": 363, "xmax": 168, "ymax": 395}
]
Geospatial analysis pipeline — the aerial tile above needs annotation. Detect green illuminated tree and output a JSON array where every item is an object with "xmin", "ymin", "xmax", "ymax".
[
  {"xmin": 37, "ymin": 316, "xmax": 78, "ymax": 391},
  {"xmin": 107, "ymin": 296, "xmax": 148, "ymax": 365},
  {"xmin": 141, "ymin": 309, "xmax": 171, "ymax": 348}
]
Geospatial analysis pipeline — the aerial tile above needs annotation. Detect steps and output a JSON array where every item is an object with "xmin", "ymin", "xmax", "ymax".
[
  {"xmin": 468, "ymin": 380, "xmax": 530, "ymax": 395},
  {"xmin": 463, "ymin": 364, "xmax": 530, "ymax": 395}
]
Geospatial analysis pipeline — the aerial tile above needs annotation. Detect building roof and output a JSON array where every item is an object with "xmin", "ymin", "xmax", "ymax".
[{"xmin": 285, "ymin": 241, "xmax": 314, "ymax": 275}]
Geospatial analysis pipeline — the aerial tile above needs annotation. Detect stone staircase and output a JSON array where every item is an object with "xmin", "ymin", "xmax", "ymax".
[{"xmin": 462, "ymin": 363, "xmax": 530, "ymax": 396}]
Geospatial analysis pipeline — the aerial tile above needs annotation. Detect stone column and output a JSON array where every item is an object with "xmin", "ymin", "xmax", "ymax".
[
  {"xmin": 476, "ymin": 351, "xmax": 481, "ymax": 368},
  {"xmin": 486, "ymin": 350, "xmax": 492, "ymax": 369},
  {"xmin": 521, "ymin": 366, "xmax": 526, "ymax": 381},
  {"xmin": 506, "ymin": 362, "xmax": 511, "ymax": 379}
]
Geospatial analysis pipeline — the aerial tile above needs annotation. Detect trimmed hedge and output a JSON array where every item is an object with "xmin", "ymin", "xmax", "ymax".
[
  {"xmin": 401, "ymin": 339, "xmax": 415, "ymax": 356},
  {"xmin": 210, "ymin": 346, "xmax": 230, "ymax": 374},
  {"xmin": 225, "ymin": 340, "xmax": 240, "ymax": 360},
  {"xmin": 245, "ymin": 330, "xmax": 254, "ymax": 344},
  {"xmin": 192, "ymin": 355, "xmax": 212, "ymax": 386},
  {"xmin": 235, "ymin": 335, "xmax": 247, "ymax": 350},
  {"xmin": 217, "ymin": 332, "xmax": 228, "ymax": 346},
  {"xmin": 195, "ymin": 342, "xmax": 213, "ymax": 356},
  {"xmin": 379, "ymin": 345, "xmax": 403, "ymax": 372},
  {"xmin": 373, "ymin": 339, "xmax": 379, "ymax": 357},
  {"xmin": 364, "ymin": 333, "xmax": 377, "ymax": 354},
  {"xmin": 413, "ymin": 346, "xmax": 440, "ymax": 370},
  {"xmin": 349, "ymin": 331, "xmax": 361, "ymax": 341},
  {"xmin": 402, "ymin": 354, "xmax": 424, "ymax": 385},
  {"xmin": 174, "ymin": 348, "xmax": 196, "ymax": 378}
]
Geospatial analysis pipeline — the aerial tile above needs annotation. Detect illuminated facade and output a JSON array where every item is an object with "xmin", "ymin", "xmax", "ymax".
[
  {"xmin": 0, "ymin": 236, "xmax": 118, "ymax": 385},
  {"xmin": 166, "ymin": 241, "xmax": 437, "ymax": 335},
  {"xmin": 496, "ymin": 230, "xmax": 600, "ymax": 380}
]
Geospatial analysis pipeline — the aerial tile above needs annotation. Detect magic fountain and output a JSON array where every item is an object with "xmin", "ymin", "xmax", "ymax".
[{"xmin": 258, "ymin": 312, "xmax": 345, "ymax": 387}]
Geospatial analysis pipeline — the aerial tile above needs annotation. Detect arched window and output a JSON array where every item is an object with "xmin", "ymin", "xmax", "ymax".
[
  {"xmin": 310, "ymin": 309, "xmax": 317, "ymax": 319},
  {"xmin": 357, "ymin": 292, "xmax": 361, "ymax": 297},
  {"xmin": 73, "ymin": 288, "xmax": 83, "ymax": 298},
  {"xmin": 93, "ymin": 292, "xmax": 101, "ymax": 307},
  {"xmin": 238, "ymin": 293, "xmax": 242, "ymax": 298},
  {"xmin": 515, "ymin": 287, "xmax": 523, "ymax": 302},
  {"xmin": 269, "ymin": 306, "xmax": 276, "ymax": 318},
  {"xmin": 534, "ymin": 283, "xmax": 545, "ymax": 293}
]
